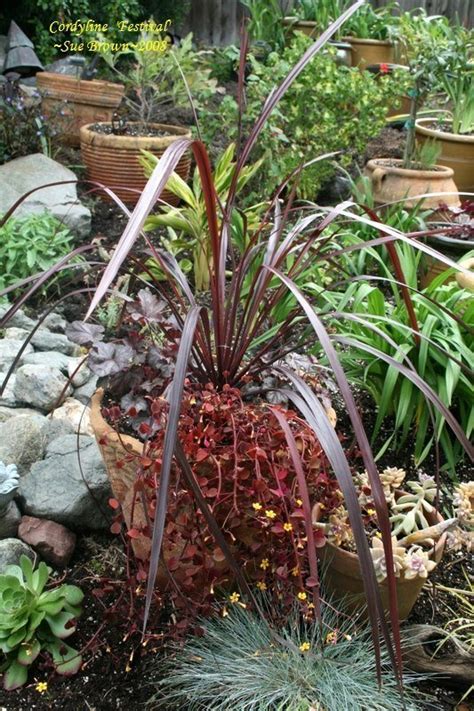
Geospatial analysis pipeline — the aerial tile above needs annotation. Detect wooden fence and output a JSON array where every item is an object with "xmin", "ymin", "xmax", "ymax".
[{"xmin": 182, "ymin": 0, "xmax": 473, "ymax": 46}]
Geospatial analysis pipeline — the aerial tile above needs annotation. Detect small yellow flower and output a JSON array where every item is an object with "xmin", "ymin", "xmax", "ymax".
[
  {"xmin": 283, "ymin": 522, "xmax": 293, "ymax": 532},
  {"xmin": 366, "ymin": 508, "xmax": 376, "ymax": 516},
  {"xmin": 299, "ymin": 641, "xmax": 311, "ymax": 652},
  {"xmin": 35, "ymin": 681, "xmax": 48, "ymax": 694},
  {"xmin": 229, "ymin": 592, "xmax": 240, "ymax": 604},
  {"xmin": 296, "ymin": 498, "xmax": 303, "ymax": 506},
  {"xmin": 308, "ymin": 602, "xmax": 315, "ymax": 609},
  {"xmin": 291, "ymin": 566, "xmax": 299, "ymax": 577},
  {"xmin": 344, "ymin": 634, "xmax": 352, "ymax": 641},
  {"xmin": 256, "ymin": 581, "xmax": 267, "ymax": 591},
  {"xmin": 374, "ymin": 531, "xmax": 382, "ymax": 538},
  {"xmin": 326, "ymin": 631, "xmax": 338, "ymax": 644},
  {"xmin": 297, "ymin": 591, "xmax": 307, "ymax": 601},
  {"xmin": 252, "ymin": 502, "xmax": 263, "ymax": 511},
  {"xmin": 260, "ymin": 558, "xmax": 270, "ymax": 570},
  {"xmin": 265, "ymin": 509, "xmax": 276, "ymax": 519}
]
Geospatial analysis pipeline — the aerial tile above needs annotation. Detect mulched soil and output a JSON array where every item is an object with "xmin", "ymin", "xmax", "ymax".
[{"xmin": 88, "ymin": 123, "xmax": 179, "ymax": 138}]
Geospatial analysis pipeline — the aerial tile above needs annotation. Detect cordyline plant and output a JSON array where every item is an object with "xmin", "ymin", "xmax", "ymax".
[{"xmin": 0, "ymin": 0, "xmax": 472, "ymax": 688}]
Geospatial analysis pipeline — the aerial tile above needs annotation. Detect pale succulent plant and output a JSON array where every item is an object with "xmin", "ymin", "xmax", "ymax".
[
  {"xmin": 453, "ymin": 482, "xmax": 474, "ymax": 529},
  {"xmin": 390, "ymin": 476, "xmax": 437, "ymax": 537},
  {"xmin": 0, "ymin": 555, "xmax": 83, "ymax": 690},
  {"xmin": 370, "ymin": 537, "xmax": 406, "ymax": 583},
  {"xmin": 0, "ymin": 461, "xmax": 19, "ymax": 516}
]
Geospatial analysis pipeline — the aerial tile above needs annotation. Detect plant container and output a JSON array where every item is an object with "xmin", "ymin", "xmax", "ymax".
[
  {"xmin": 342, "ymin": 36, "xmax": 395, "ymax": 71},
  {"xmin": 415, "ymin": 117, "xmax": 474, "ymax": 194},
  {"xmin": 364, "ymin": 159, "xmax": 460, "ymax": 211},
  {"xmin": 37, "ymin": 72, "xmax": 125, "ymax": 147},
  {"xmin": 80, "ymin": 122, "xmax": 192, "ymax": 207},
  {"xmin": 282, "ymin": 19, "xmax": 352, "ymax": 66},
  {"xmin": 419, "ymin": 229, "xmax": 474, "ymax": 289},
  {"xmin": 318, "ymin": 504, "xmax": 446, "ymax": 620}
]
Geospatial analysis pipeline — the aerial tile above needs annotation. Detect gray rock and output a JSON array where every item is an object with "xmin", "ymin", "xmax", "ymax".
[
  {"xmin": 0, "ymin": 414, "xmax": 47, "ymax": 475},
  {"xmin": 74, "ymin": 374, "xmax": 99, "ymax": 405},
  {"xmin": 0, "ymin": 305, "xmax": 35, "ymax": 330},
  {"xmin": 30, "ymin": 329, "xmax": 80, "ymax": 356},
  {"xmin": 0, "ymin": 406, "xmax": 43, "ymax": 423},
  {"xmin": 0, "ymin": 538, "xmax": 36, "ymax": 573},
  {"xmin": 67, "ymin": 357, "xmax": 91, "ymax": 387},
  {"xmin": 14, "ymin": 364, "xmax": 72, "ymax": 412},
  {"xmin": 45, "ymin": 55, "xmax": 86, "ymax": 76},
  {"xmin": 0, "ymin": 339, "xmax": 34, "ymax": 370},
  {"xmin": 0, "ymin": 501, "xmax": 21, "ymax": 539},
  {"xmin": 40, "ymin": 312, "xmax": 68, "ymax": 333},
  {"xmin": 41, "ymin": 417, "xmax": 74, "ymax": 446},
  {"xmin": 19, "ymin": 435, "xmax": 112, "ymax": 530},
  {"xmin": 0, "ymin": 374, "xmax": 17, "ymax": 407},
  {"xmin": 20, "ymin": 350, "xmax": 73, "ymax": 372},
  {"xmin": 0, "ymin": 154, "xmax": 91, "ymax": 237},
  {"xmin": 0, "ymin": 35, "xmax": 7, "ymax": 68},
  {"xmin": 3, "ymin": 327, "xmax": 30, "ymax": 341}
]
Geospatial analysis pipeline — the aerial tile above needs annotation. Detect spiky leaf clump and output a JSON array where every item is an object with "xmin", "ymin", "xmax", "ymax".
[
  {"xmin": 0, "ymin": 555, "xmax": 83, "ymax": 690},
  {"xmin": 151, "ymin": 601, "xmax": 426, "ymax": 711}
]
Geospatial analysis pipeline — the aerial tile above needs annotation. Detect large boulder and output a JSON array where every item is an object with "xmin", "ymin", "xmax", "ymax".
[
  {"xmin": 19, "ymin": 435, "xmax": 112, "ymax": 530},
  {"xmin": 0, "ymin": 413, "xmax": 47, "ymax": 475},
  {"xmin": 0, "ymin": 538, "xmax": 35, "ymax": 574},
  {"xmin": 0, "ymin": 153, "xmax": 91, "ymax": 237},
  {"xmin": 14, "ymin": 364, "xmax": 72, "ymax": 412}
]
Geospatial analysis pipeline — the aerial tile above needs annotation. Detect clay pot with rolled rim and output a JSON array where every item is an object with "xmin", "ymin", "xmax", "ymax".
[
  {"xmin": 364, "ymin": 159, "xmax": 460, "ymax": 211},
  {"xmin": 80, "ymin": 122, "xmax": 192, "ymax": 207},
  {"xmin": 342, "ymin": 36, "xmax": 395, "ymax": 71},
  {"xmin": 415, "ymin": 117, "xmax": 474, "ymax": 194},
  {"xmin": 37, "ymin": 72, "xmax": 125, "ymax": 148},
  {"xmin": 318, "ymin": 499, "xmax": 446, "ymax": 620}
]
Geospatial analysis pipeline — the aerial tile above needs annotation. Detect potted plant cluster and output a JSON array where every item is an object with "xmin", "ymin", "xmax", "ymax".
[
  {"xmin": 37, "ymin": 56, "xmax": 125, "ymax": 148},
  {"xmin": 415, "ymin": 29, "xmax": 474, "ymax": 194},
  {"xmin": 364, "ymin": 13, "xmax": 461, "ymax": 211}
]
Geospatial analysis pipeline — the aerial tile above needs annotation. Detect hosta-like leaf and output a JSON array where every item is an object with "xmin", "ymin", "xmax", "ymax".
[
  {"xmin": 45, "ymin": 611, "xmax": 77, "ymax": 639},
  {"xmin": 47, "ymin": 641, "xmax": 82, "ymax": 676},
  {"xmin": 3, "ymin": 659, "xmax": 28, "ymax": 690},
  {"xmin": 66, "ymin": 320, "xmax": 104, "ymax": 346},
  {"xmin": 17, "ymin": 638, "xmax": 41, "ymax": 666},
  {"xmin": 63, "ymin": 585, "xmax": 84, "ymax": 608}
]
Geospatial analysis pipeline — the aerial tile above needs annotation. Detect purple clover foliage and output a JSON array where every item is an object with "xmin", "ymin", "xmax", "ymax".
[{"xmin": 66, "ymin": 288, "xmax": 176, "ymax": 434}]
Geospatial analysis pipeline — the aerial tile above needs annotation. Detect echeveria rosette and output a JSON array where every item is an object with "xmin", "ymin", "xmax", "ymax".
[{"xmin": 0, "ymin": 556, "xmax": 83, "ymax": 690}]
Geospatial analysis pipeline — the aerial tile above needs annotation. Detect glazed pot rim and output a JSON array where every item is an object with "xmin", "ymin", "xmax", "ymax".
[
  {"xmin": 415, "ymin": 117, "xmax": 474, "ymax": 144},
  {"xmin": 342, "ymin": 35, "xmax": 393, "ymax": 47},
  {"xmin": 366, "ymin": 158, "xmax": 455, "ymax": 179}
]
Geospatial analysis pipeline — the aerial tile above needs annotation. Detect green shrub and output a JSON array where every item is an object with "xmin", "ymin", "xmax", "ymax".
[
  {"xmin": 0, "ymin": 555, "xmax": 83, "ymax": 690},
  {"xmin": 0, "ymin": 212, "xmax": 77, "ymax": 294},
  {"xmin": 200, "ymin": 35, "xmax": 410, "ymax": 200}
]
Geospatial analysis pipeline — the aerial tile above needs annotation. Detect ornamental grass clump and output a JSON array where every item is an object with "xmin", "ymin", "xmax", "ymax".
[
  {"xmin": 150, "ymin": 600, "xmax": 425, "ymax": 711},
  {"xmin": 0, "ymin": 556, "xmax": 83, "ymax": 690}
]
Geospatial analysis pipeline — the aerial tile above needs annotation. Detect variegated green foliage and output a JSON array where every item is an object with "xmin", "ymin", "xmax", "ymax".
[
  {"xmin": 390, "ymin": 478, "xmax": 437, "ymax": 537},
  {"xmin": 141, "ymin": 143, "xmax": 265, "ymax": 290},
  {"xmin": 0, "ymin": 556, "xmax": 83, "ymax": 690}
]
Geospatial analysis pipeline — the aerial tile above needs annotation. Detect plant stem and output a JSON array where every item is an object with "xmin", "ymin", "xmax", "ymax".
[{"xmin": 403, "ymin": 81, "xmax": 419, "ymax": 170}]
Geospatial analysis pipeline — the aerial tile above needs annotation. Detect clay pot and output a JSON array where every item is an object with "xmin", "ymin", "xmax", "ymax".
[
  {"xmin": 342, "ymin": 36, "xmax": 395, "ymax": 71},
  {"xmin": 282, "ymin": 19, "xmax": 352, "ymax": 66},
  {"xmin": 318, "ymin": 505, "xmax": 446, "ymax": 621},
  {"xmin": 419, "ymin": 230, "xmax": 474, "ymax": 289},
  {"xmin": 415, "ymin": 117, "xmax": 474, "ymax": 195},
  {"xmin": 37, "ymin": 72, "xmax": 124, "ymax": 147},
  {"xmin": 80, "ymin": 122, "xmax": 192, "ymax": 206},
  {"xmin": 364, "ymin": 159, "xmax": 460, "ymax": 210}
]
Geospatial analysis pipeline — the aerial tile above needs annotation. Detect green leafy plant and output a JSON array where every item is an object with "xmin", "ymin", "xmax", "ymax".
[
  {"xmin": 141, "ymin": 143, "xmax": 265, "ymax": 289},
  {"xmin": 0, "ymin": 555, "xmax": 83, "ymax": 690},
  {"xmin": 343, "ymin": 2, "xmax": 399, "ymax": 41},
  {"xmin": 201, "ymin": 34, "xmax": 410, "ymax": 200},
  {"xmin": 101, "ymin": 32, "xmax": 217, "ymax": 127},
  {"xmin": 151, "ymin": 599, "xmax": 424, "ymax": 710},
  {"xmin": 0, "ymin": 212, "xmax": 77, "ymax": 295},
  {"xmin": 241, "ymin": 0, "xmax": 286, "ymax": 49}
]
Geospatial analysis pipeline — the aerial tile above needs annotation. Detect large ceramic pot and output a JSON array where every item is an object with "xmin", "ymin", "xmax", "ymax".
[
  {"xmin": 318, "ymin": 504, "xmax": 446, "ymax": 620},
  {"xmin": 419, "ymin": 230, "xmax": 474, "ymax": 289},
  {"xmin": 415, "ymin": 117, "xmax": 474, "ymax": 195},
  {"xmin": 37, "ymin": 72, "xmax": 125, "ymax": 147},
  {"xmin": 80, "ymin": 122, "xmax": 192, "ymax": 206},
  {"xmin": 282, "ymin": 18, "xmax": 352, "ymax": 66},
  {"xmin": 342, "ymin": 36, "xmax": 395, "ymax": 71},
  {"xmin": 364, "ymin": 159, "xmax": 460, "ymax": 210}
]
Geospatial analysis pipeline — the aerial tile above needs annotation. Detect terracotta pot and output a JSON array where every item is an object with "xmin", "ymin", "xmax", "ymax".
[
  {"xmin": 318, "ymin": 504, "xmax": 446, "ymax": 620},
  {"xmin": 364, "ymin": 159, "xmax": 460, "ymax": 210},
  {"xmin": 415, "ymin": 117, "xmax": 474, "ymax": 195},
  {"xmin": 37, "ymin": 72, "xmax": 124, "ymax": 148},
  {"xmin": 419, "ymin": 230, "xmax": 474, "ymax": 289},
  {"xmin": 342, "ymin": 36, "xmax": 395, "ymax": 71},
  {"xmin": 282, "ymin": 19, "xmax": 352, "ymax": 66},
  {"xmin": 80, "ymin": 122, "xmax": 192, "ymax": 206}
]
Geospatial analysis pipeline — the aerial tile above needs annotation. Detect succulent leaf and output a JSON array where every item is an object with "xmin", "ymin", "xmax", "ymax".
[{"xmin": 3, "ymin": 659, "xmax": 28, "ymax": 690}]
